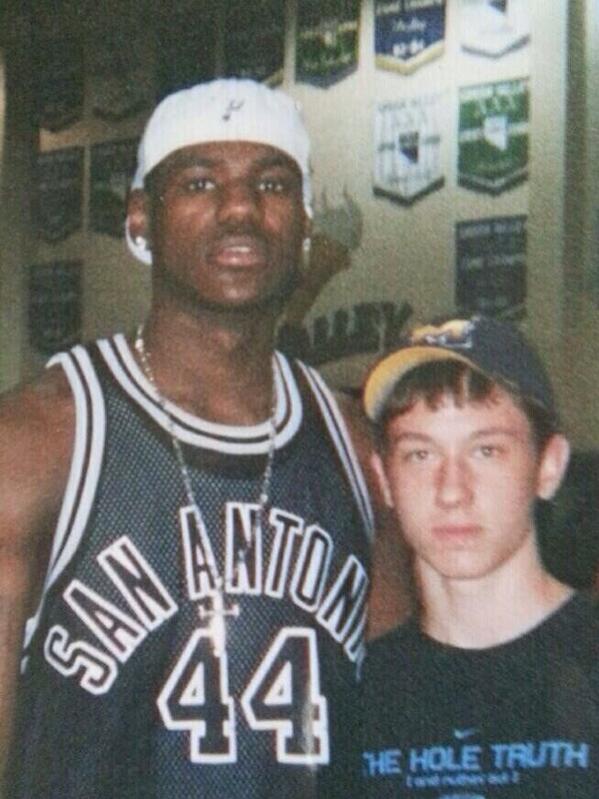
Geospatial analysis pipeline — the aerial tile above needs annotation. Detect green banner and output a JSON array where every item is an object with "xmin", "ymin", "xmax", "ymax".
[
  {"xmin": 458, "ymin": 77, "xmax": 529, "ymax": 194},
  {"xmin": 296, "ymin": 0, "xmax": 360, "ymax": 88}
]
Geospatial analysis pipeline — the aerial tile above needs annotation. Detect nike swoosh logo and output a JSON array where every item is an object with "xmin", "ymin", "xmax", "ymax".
[{"xmin": 454, "ymin": 727, "xmax": 478, "ymax": 740}]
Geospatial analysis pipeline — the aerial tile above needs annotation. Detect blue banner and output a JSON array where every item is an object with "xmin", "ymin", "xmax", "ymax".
[
  {"xmin": 375, "ymin": 0, "xmax": 446, "ymax": 74},
  {"xmin": 456, "ymin": 215, "xmax": 527, "ymax": 318},
  {"xmin": 35, "ymin": 148, "xmax": 84, "ymax": 243},
  {"xmin": 29, "ymin": 261, "xmax": 82, "ymax": 355}
]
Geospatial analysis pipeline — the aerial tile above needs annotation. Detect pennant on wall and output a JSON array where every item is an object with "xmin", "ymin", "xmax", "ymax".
[
  {"xmin": 29, "ymin": 261, "xmax": 82, "ymax": 355},
  {"xmin": 89, "ymin": 19, "xmax": 153, "ymax": 121},
  {"xmin": 458, "ymin": 77, "xmax": 529, "ymax": 194},
  {"xmin": 455, "ymin": 215, "xmax": 527, "ymax": 317},
  {"xmin": 34, "ymin": 30, "xmax": 84, "ymax": 131},
  {"xmin": 296, "ymin": 0, "xmax": 361, "ymax": 88},
  {"xmin": 375, "ymin": 0, "xmax": 446, "ymax": 75},
  {"xmin": 90, "ymin": 139, "xmax": 138, "ymax": 238},
  {"xmin": 224, "ymin": 0, "xmax": 286, "ymax": 84},
  {"xmin": 35, "ymin": 148, "xmax": 84, "ymax": 243},
  {"xmin": 460, "ymin": 0, "xmax": 530, "ymax": 58},
  {"xmin": 155, "ymin": 0, "xmax": 216, "ymax": 99},
  {"xmin": 374, "ymin": 94, "xmax": 444, "ymax": 204}
]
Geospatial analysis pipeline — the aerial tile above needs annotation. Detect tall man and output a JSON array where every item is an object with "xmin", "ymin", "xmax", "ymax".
[
  {"xmin": 0, "ymin": 79, "xmax": 384, "ymax": 798},
  {"xmin": 360, "ymin": 316, "xmax": 599, "ymax": 797}
]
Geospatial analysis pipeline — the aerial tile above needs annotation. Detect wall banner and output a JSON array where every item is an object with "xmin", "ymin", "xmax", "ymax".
[
  {"xmin": 296, "ymin": 0, "xmax": 360, "ymax": 88},
  {"xmin": 89, "ymin": 23, "xmax": 153, "ymax": 121},
  {"xmin": 35, "ymin": 33, "xmax": 84, "ymax": 131},
  {"xmin": 458, "ymin": 78, "xmax": 529, "ymax": 194},
  {"xmin": 460, "ymin": 0, "xmax": 530, "ymax": 58},
  {"xmin": 29, "ymin": 261, "xmax": 82, "ymax": 355},
  {"xmin": 455, "ymin": 215, "xmax": 527, "ymax": 318},
  {"xmin": 224, "ymin": 0, "xmax": 286, "ymax": 84},
  {"xmin": 35, "ymin": 148, "xmax": 84, "ymax": 243},
  {"xmin": 375, "ymin": 0, "xmax": 446, "ymax": 75},
  {"xmin": 90, "ymin": 139, "xmax": 139, "ymax": 238},
  {"xmin": 156, "ymin": 0, "xmax": 216, "ymax": 99},
  {"xmin": 374, "ymin": 94, "xmax": 444, "ymax": 204}
]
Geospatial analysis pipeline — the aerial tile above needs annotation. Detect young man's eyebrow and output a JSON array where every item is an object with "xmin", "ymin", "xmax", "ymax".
[
  {"xmin": 388, "ymin": 432, "xmax": 434, "ymax": 443},
  {"xmin": 469, "ymin": 427, "xmax": 522, "ymax": 440},
  {"xmin": 387, "ymin": 427, "xmax": 523, "ymax": 445}
]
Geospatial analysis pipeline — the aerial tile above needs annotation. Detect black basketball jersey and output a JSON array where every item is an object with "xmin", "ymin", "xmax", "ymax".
[{"xmin": 10, "ymin": 334, "xmax": 372, "ymax": 799}]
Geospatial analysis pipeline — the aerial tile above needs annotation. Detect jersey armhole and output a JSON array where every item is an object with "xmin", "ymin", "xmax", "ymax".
[
  {"xmin": 21, "ymin": 347, "xmax": 106, "ymax": 661},
  {"xmin": 296, "ymin": 361, "xmax": 374, "ymax": 541}
]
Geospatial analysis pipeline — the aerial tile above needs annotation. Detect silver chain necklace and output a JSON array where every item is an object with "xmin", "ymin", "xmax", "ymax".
[{"xmin": 134, "ymin": 324, "xmax": 278, "ymax": 654}]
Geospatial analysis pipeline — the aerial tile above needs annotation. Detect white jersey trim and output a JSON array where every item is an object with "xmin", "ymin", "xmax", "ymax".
[
  {"xmin": 97, "ymin": 335, "xmax": 303, "ymax": 455},
  {"xmin": 22, "ymin": 347, "xmax": 106, "ymax": 659},
  {"xmin": 297, "ymin": 363, "xmax": 374, "ymax": 541}
]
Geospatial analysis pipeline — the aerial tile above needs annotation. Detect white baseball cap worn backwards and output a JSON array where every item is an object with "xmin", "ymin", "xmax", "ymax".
[{"xmin": 127, "ymin": 78, "xmax": 312, "ymax": 265}]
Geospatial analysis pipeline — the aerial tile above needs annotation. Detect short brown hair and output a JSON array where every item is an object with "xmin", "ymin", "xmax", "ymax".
[{"xmin": 374, "ymin": 360, "xmax": 559, "ymax": 454}]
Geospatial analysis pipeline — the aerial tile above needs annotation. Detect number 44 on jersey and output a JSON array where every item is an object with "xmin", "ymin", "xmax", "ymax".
[{"xmin": 158, "ymin": 626, "xmax": 329, "ymax": 765}]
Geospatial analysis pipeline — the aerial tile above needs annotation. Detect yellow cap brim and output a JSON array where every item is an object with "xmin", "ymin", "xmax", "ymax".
[{"xmin": 363, "ymin": 346, "xmax": 477, "ymax": 421}]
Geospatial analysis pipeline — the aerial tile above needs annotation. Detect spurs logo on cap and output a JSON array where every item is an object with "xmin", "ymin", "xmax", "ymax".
[
  {"xmin": 410, "ymin": 318, "xmax": 476, "ymax": 350},
  {"xmin": 222, "ymin": 99, "xmax": 245, "ymax": 121}
]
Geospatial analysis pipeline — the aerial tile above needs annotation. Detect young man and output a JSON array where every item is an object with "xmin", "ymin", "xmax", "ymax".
[
  {"xmin": 360, "ymin": 316, "xmax": 599, "ymax": 797},
  {"xmin": 0, "ymin": 79, "xmax": 388, "ymax": 798}
]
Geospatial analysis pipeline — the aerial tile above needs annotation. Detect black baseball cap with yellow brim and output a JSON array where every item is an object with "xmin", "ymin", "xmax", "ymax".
[{"xmin": 363, "ymin": 316, "xmax": 557, "ymax": 423}]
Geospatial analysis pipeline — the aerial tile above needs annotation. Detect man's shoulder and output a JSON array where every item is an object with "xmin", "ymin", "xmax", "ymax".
[
  {"xmin": 332, "ymin": 389, "xmax": 373, "ymax": 455},
  {"xmin": 0, "ymin": 365, "xmax": 76, "ymax": 539},
  {"xmin": 1, "ymin": 334, "xmax": 115, "ymax": 433},
  {"xmin": 554, "ymin": 591, "xmax": 599, "ymax": 647},
  {"xmin": 285, "ymin": 357, "xmax": 381, "ymax": 496},
  {"xmin": 362, "ymin": 623, "xmax": 420, "ymax": 716},
  {"xmin": 365, "ymin": 622, "xmax": 418, "ymax": 670},
  {"xmin": 0, "ymin": 363, "xmax": 75, "ymax": 438}
]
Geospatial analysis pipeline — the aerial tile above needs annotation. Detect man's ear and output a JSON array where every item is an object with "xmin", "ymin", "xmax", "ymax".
[
  {"xmin": 371, "ymin": 452, "xmax": 394, "ymax": 509},
  {"xmin": 126, "ymin": 189, "xmax": 150, "ymax": 242},
  {"xmin": 536, "ymin": 434, "xmax": 571, "ymax": 501}
]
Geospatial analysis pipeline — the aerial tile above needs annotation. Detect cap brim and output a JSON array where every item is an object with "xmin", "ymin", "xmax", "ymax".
[{"xmin": 363, "ymin": 346, "xmax": 476, "ymax": 421}]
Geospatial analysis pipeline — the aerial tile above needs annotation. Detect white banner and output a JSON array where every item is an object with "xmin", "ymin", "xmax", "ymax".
[{"xmin": 374, "ymin": 94, "xmax": 445, "ymax": 204}]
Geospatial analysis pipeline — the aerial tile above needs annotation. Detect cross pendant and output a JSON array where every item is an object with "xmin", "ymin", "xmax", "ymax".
[{"xmin": 198, "ymin": 591, "xmax": 240, "ymax": 656}]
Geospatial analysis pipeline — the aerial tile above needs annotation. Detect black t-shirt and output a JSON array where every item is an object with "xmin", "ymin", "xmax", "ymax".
[{"xmin": 360, "ymin": 593, "xmax": 599, "ymax": 798}]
